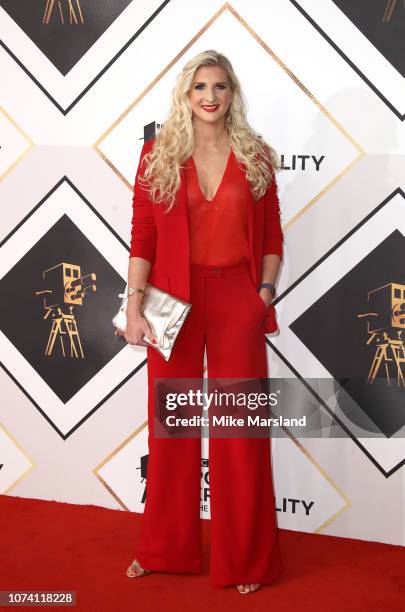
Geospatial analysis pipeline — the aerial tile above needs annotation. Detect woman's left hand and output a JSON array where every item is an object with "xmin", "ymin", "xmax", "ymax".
[{"xmin": 259, "ymin": 288, "xmax": 273, "ymax": 309}]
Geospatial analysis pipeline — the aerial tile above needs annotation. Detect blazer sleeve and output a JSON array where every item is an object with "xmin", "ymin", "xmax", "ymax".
[
  {"xmin": 263, "ymin": 168, "xmax": 284, "ymax": 258},
  {"xmin": 129, "ymin": 141, "xmax": 157, "ymax": 263}
]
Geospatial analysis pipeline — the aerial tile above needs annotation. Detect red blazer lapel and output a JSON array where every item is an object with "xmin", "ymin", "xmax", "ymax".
[{"xmin": 164, "ymin": 162, "xmax": 190, "ymax": 302}]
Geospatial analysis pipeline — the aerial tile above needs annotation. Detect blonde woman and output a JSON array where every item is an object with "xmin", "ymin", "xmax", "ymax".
[{"xmin": 122, "ymin": 50, "xmax": 284, "ymax": 595}]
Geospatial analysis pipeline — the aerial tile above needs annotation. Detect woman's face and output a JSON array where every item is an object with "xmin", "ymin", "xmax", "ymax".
[{"xmin": 188, "ymin": 64, "xmax": 233, "ymax": 125}]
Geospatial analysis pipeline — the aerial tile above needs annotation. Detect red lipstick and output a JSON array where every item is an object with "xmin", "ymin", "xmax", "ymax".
[{"xmin": 201, "ymin": 105, "xmax": 219, "ymax": 112}]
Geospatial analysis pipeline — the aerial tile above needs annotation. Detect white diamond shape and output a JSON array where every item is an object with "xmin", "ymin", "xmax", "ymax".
[
  {"xmin": 0, "ymin": 423, "xmax": 33, "ymax": 493},
  {"xmin": 0, "ymin": 107, "xmax": 33, "ymax": 180},
  {"xmin": 273, "ymin": 436, "xmax": 349, "ymax": 532},
  {"xmin": 95, "ymin": 421, "xmax": 149, "ymax": 513}
]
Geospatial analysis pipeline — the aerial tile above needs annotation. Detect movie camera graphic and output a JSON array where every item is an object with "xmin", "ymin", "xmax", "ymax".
[
  {"xmin": 357, "ymin": 282, "xmax": 405, "ymax": 387},
  {"xmin": 35, "ymin": 262, "xmax": 96, "ymax": 358}
]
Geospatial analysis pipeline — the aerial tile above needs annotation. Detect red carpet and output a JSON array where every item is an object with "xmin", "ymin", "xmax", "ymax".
[{"xmin": 1, "ymin": 494, "xmax": 404, "ymax": 611}]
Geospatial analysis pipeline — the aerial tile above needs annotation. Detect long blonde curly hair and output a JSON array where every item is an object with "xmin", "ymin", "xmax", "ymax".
[{"xmin": 139, "ymin": 49, "xmax": 280, "ymax": 212}]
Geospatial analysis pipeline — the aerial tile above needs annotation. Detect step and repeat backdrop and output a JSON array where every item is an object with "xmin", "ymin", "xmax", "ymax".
[{"xmin": 0, "ymin": 1, "xmax": 404, "ymax": 546}]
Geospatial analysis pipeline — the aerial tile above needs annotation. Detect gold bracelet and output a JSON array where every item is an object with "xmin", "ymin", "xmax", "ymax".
[{"xmin": 127, "ymin": 287, "xmax": 145, "ymax": 297}]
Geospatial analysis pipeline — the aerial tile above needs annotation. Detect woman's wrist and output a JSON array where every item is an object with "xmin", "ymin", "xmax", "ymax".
[
  {"xmin": 259, "ymin": 281, "xmax": 276, "ymax": 299},
  {"xmin": 126, "ymin": 295, "xmax": 143, "ymax": 318},
  {"xmin": 259, "ymin": 287, "xmax": 273, "ymax": 307}
]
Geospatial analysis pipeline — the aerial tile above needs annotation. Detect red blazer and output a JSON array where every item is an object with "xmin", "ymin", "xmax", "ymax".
[{"xmin": 129, "ymin": 138, "xmax": 284, "ymax": 334}]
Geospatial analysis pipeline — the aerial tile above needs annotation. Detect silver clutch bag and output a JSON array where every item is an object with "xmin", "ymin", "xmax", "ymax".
[{"xmin": 112, "ymin": 283, "xmax": 192, "ymax": 361}]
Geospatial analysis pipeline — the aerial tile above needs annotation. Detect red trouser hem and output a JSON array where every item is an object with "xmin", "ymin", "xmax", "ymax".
[
  {"xmin": 210, "ymin": 558, "xmax": 284, "ymax": 588},
  {"xmin": 136, "ymin": 551, "xmax": 203, "ymax": 575}
]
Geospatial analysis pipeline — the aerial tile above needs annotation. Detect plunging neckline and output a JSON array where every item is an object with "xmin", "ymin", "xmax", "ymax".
[{"xmin": 190, "ymin": 148, "xmax": 233, "ymax": 203}]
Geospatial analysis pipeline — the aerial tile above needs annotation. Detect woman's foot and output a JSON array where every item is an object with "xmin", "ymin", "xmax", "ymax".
[
  {"xmin": 236, "ymin": 583, "xmax": 261, "ymax": 594},
  {"xmin": 126, "ymin": 558, "xmax": 152, "ymax": 578}
]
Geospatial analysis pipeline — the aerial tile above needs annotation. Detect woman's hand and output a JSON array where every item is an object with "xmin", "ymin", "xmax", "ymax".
[
  {"xmin": 259, "ymin": 288, "xmax": 273, "ymax": 309},
  {"xmin": 122, "ymin": 312, "xmax": 157, "ymax": 347}
]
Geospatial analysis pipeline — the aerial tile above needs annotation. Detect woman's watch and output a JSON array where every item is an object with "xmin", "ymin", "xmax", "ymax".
[{"xmin": 260, "ymin": 282, "xmax": 276, "ymax": 298}]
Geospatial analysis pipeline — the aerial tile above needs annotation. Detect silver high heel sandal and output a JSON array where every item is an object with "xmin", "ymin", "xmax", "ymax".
[
  {"xmin": 236, "ymin": 583, "xmax": 261, "ymax": 594},
  {"xmin": 126, "ymin": 558, "xmax": 152, "ymax": 578}
]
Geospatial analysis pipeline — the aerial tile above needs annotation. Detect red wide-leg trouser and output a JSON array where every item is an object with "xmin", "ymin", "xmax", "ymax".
[{"xmin": 135, "ymin": 259, "xmax": 283, "ymax": 587}]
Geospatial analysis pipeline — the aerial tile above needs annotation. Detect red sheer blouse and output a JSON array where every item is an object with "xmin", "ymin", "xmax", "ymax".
[{"xmin": 186, "ymin": 148, "xmax": 251, "ymax": 266}]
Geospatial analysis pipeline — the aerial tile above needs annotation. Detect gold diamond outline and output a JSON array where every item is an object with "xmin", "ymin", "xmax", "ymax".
[
  {"xmin": 0, "ymin": 421, "xmax": 35, "ymax": 494},
  {"xmin": 93, "ymin": 2, "xmax": 365, "ymax": 229},
  {"xmin": 92, "ymin": 420, "xmax": 148, "ymax": 511},
  {"xmin": 281, "ymin": 428, "xmax": 351, "ymax": 533},
  {"xmin": 0, "ymin": 106, "xmax": 34, "ymax": 182}
]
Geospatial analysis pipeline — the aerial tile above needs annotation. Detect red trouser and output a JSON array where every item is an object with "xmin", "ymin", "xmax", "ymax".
[{"xmin": 135, "ymin": 258, "xmax": 283, "ymax": 587}]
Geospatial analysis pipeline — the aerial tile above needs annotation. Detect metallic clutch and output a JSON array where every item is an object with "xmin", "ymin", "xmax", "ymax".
[{"xmin": 112, "ymin": 283, "xmax": 192, "ymax": 361}]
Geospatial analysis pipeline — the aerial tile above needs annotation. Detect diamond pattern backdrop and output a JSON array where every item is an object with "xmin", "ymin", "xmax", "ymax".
[{"xmin": 1, "ymin": 0, "xmax": 404, "ymax": 545}]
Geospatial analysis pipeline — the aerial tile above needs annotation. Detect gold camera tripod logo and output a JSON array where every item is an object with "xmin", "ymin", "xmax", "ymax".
[
  {"xmin": 43, "ymin": 0, "xmax": 84, "ymax": 25},
  {"xmin": 35, "ymin": 262, "xmax": 96, "ymax": 358},
  {"xmin": 357, "ymin": 282, "xmax": 405, "ymax": 387}
]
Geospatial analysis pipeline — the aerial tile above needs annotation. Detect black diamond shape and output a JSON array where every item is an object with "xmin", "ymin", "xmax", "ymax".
[
  {"xmin": 290, "ymin": 230, "xmax": 405, "ymax": 438},
  {"xmin": 1, "ymin": 0, "xmax": 132, "ymax": 75},
  {"xmin": 332, "ymin": 0, "xmax": 405, "ymax": 77},
  {"xmin": 0, "ymin": 214, "xmax": 126, "ymax": 403}
]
